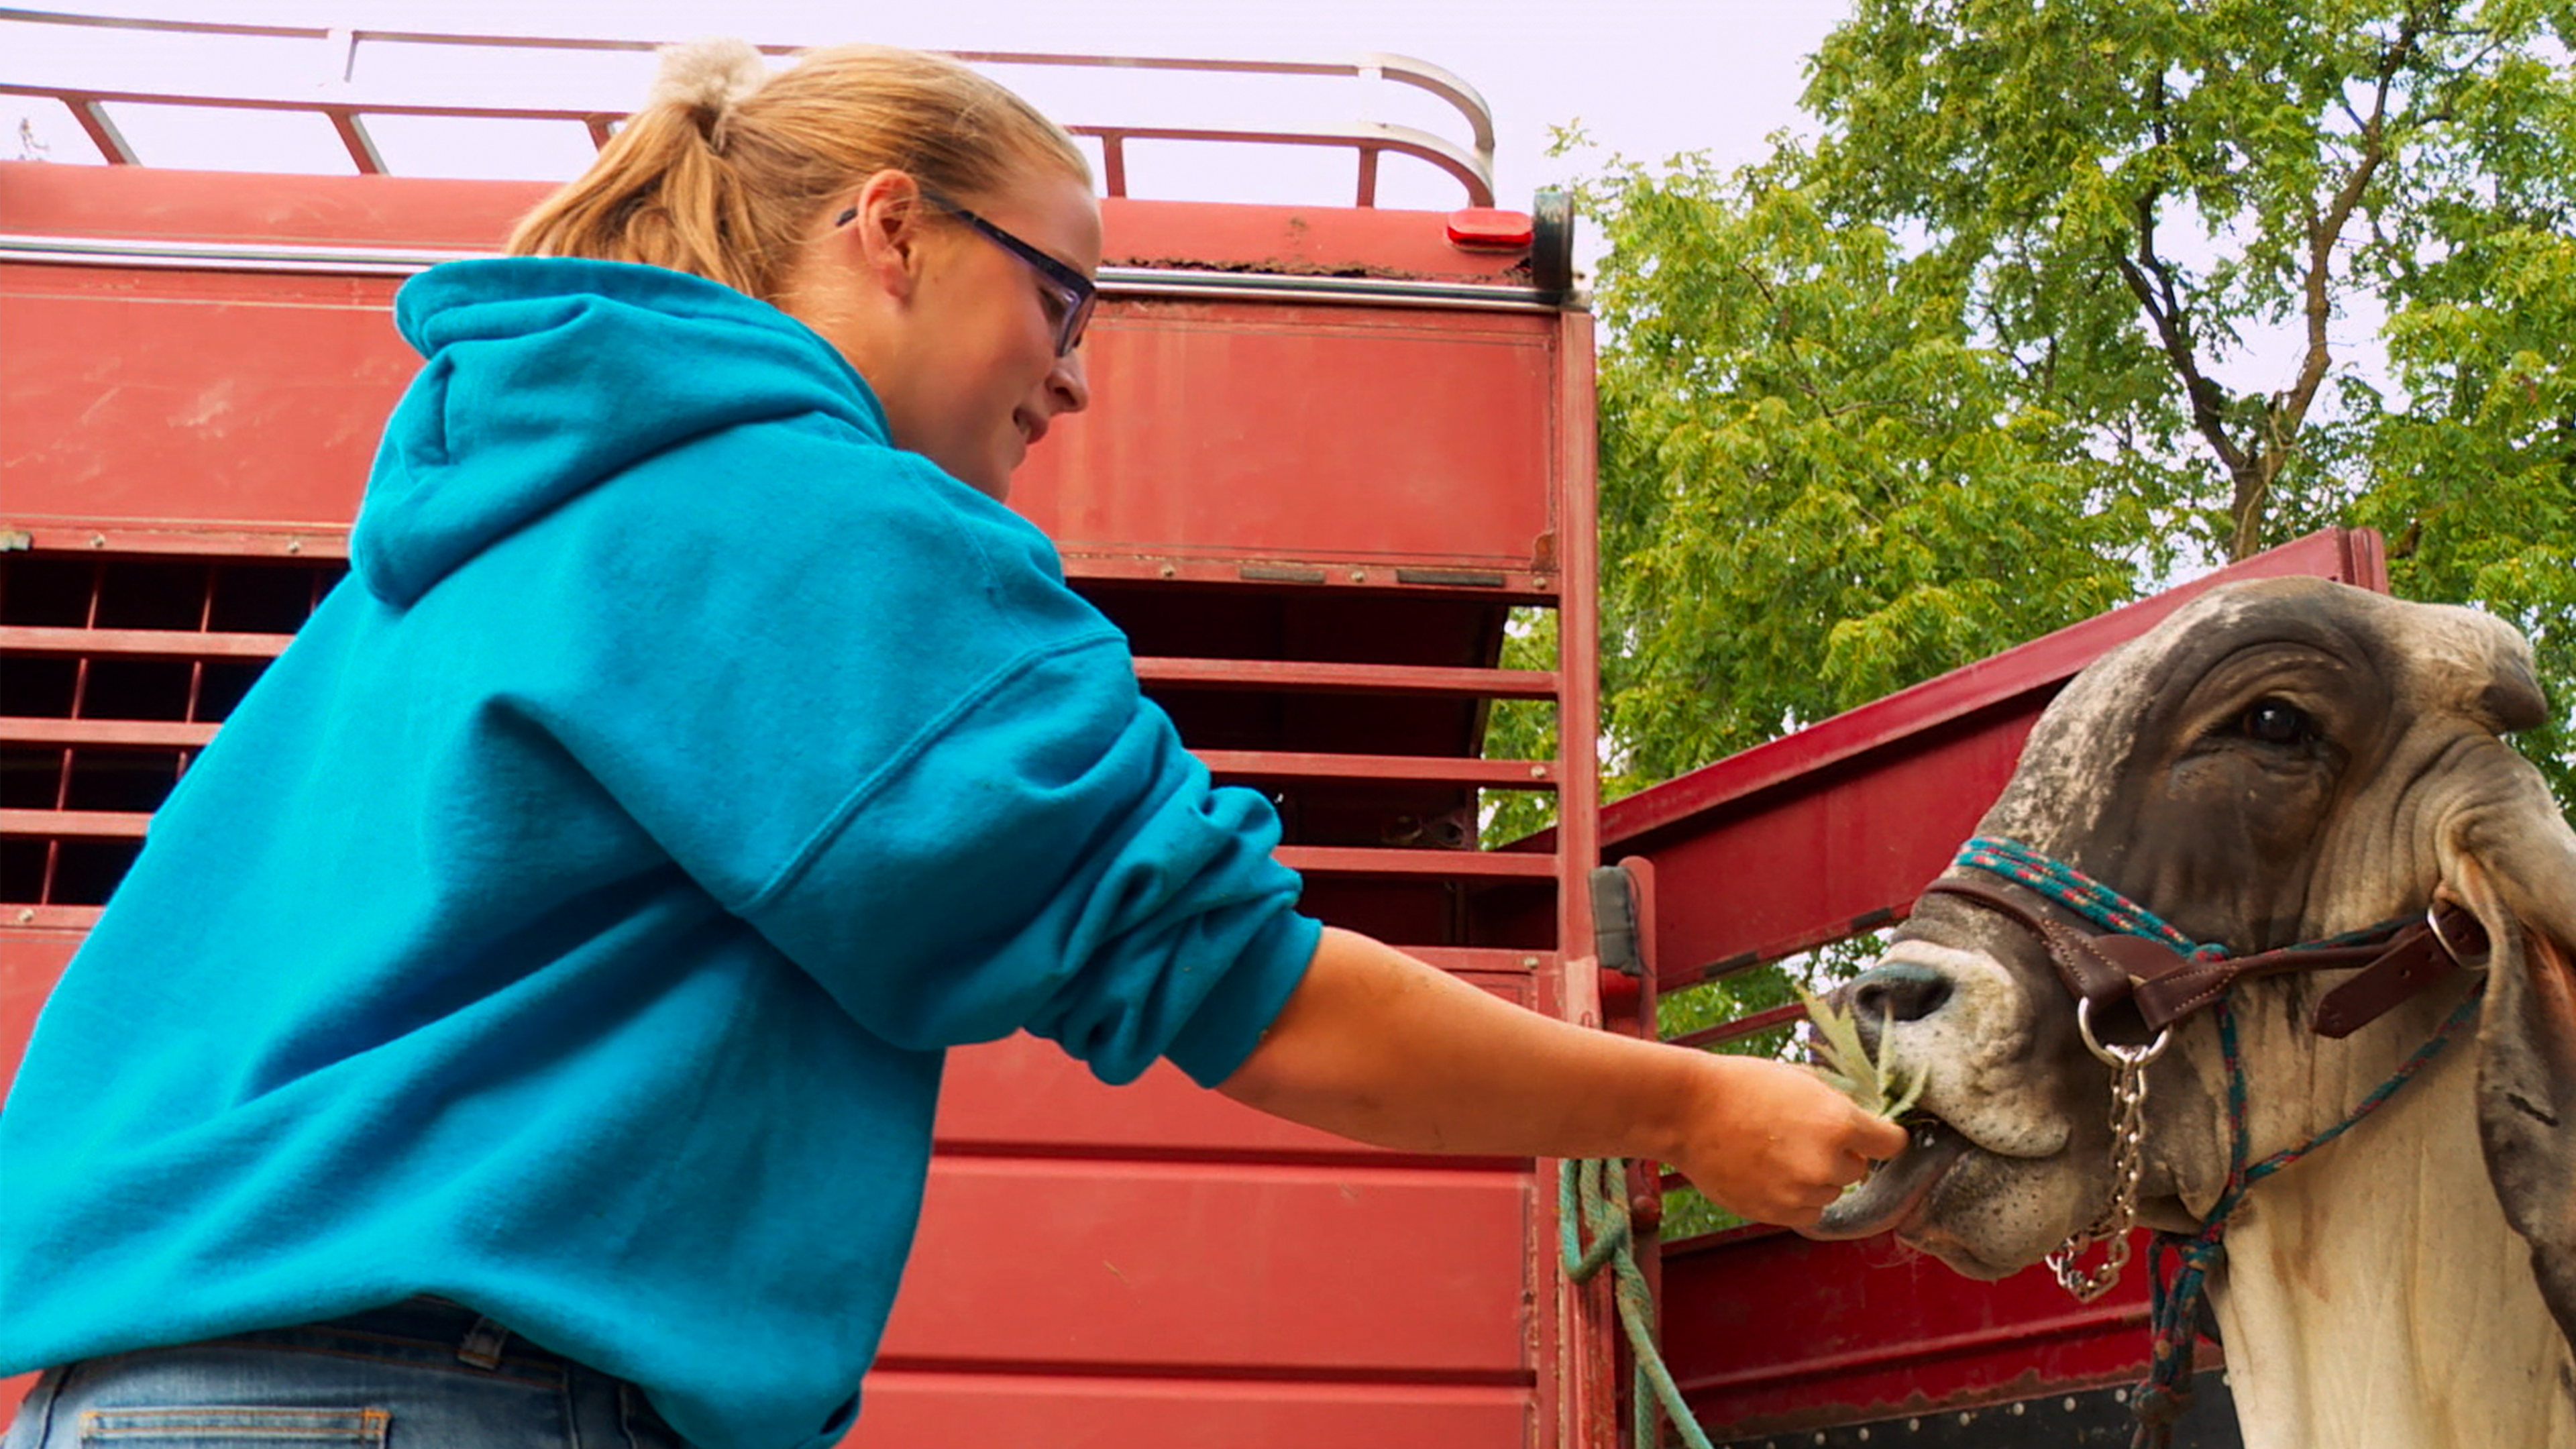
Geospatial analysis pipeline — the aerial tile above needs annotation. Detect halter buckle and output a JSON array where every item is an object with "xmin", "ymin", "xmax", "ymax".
[{"xmin": 2425, "ymin": 898, "xmax": 2487, "ymax": 972}]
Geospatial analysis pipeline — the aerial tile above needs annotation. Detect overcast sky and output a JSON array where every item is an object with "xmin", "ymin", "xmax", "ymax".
[{"xmin": 5, "ymin": 1, "xmax": 1850, "ymax": 217}]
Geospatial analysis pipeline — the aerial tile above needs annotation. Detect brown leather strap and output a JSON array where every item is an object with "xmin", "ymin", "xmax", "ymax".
[
  {"xmin": 1917, "ymin": 877, "xmax": 2481, "ymax": 1040},
  {"xmin": 2307, "ymin": 904, "xmax": 2483, "ymax": 1038},
  {"xmin": 1917, "ymin": 879, "xmax": 2186, "ymax": 1015}
]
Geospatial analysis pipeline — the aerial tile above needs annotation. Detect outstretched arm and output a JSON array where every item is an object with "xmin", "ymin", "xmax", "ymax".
[{"xmin": 1216, "ymin": 926, "xmax": 1907, "ymax": 1228}]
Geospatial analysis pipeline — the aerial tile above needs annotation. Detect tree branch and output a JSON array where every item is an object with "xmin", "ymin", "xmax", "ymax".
[
  {"xmin": 2242, "ymin": 11, "xmax": 2420, "ymax": 555},
  {"xmin": 2110, "ymin": 195, "xmax": 2249, "ymax": 480}
]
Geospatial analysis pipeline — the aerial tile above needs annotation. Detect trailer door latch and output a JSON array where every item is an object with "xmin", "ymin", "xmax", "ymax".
[{"xmin": 1591, "ymin": 865, "xmax": 1642, "ymax": 978}]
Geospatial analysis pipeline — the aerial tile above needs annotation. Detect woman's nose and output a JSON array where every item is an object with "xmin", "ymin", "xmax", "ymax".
[{"xmin": 1049, "ymin": 348, "xmax": 1090, "ymax": 415}]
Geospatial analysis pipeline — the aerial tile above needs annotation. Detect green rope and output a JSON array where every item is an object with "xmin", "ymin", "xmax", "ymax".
[{"xmin": 1560, "ymin": 1158, "xmax": 1715, "ymax": 1449}]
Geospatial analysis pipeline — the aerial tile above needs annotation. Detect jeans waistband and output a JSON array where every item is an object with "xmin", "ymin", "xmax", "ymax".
[{"xmin": 309, "ymin": 1295, "xmax": 571, "ymax": 1373}]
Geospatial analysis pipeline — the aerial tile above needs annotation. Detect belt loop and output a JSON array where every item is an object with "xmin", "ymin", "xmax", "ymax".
[{"xmin": 458, "ymin": 1313, "xmax": 509, "ymax": 1370}]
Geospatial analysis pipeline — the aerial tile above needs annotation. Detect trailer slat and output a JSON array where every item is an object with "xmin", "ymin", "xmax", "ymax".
[
  {"xmin": 1195, "ymin": 749, "xmax": 1554, "ymax": 788},
  {"xmin": 1, "ymin": 625, "xmax": 293, "ymax": 660},
  {"xmin": 0, "ymin": 808, "xmax": 150, "ymax": 839},
  {"xmin": 1277, "ymin": 845, "xmax": 1558, "ymax": 878},
  {"xmin": 1135, "ymin": 657, "xmax": 1556, "ymax": 698},
  {"xmin": 0, "ymin": 718, "xmax": 219, "ymax": 747}
]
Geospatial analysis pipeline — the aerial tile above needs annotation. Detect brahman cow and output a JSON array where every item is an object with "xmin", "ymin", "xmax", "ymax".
[{"xmin": 1809, "ymin": 577, "xmax": 2573, "ymax": 1449}]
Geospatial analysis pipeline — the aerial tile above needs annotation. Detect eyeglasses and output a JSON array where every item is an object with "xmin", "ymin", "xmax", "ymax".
[{"xmin": 835, "ymin": 187, "xmax": 1097, "ymax": 356}]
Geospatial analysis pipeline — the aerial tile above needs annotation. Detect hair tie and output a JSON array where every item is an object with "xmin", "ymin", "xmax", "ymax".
[{"xmin": 646, "ymin": 37, "xmax": 771, "ymax": 147}]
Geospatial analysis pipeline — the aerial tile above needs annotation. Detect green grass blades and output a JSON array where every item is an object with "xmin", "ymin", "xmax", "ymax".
[{"xmin": 1794, "ymin": 983, "xmax": 1925, "ymax": 1120}]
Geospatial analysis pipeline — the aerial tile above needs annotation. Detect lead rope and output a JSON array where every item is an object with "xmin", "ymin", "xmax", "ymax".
[
  {"xmin": 1560, "ymin": 1158, "xmax": 1715, "ymax": 1449},
  {"xmin": 2127, "ymin": 983, "xmax": 2485, "ymax": 1448}
]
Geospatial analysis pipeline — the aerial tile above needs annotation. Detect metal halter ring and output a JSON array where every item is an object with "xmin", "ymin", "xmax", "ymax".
[
  {"xmin": 2077, "ymin": 998, "xmax": 2173, "ymax": 1069},
  {"xmin": 2426, "ymin": 898, "xmax": 2488, "ymax": 971}
]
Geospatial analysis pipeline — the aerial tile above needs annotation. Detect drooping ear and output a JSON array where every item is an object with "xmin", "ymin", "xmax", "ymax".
[{"xmin": 2444, "ymin": 755, "xmax": 2576, "ymax": 1350}]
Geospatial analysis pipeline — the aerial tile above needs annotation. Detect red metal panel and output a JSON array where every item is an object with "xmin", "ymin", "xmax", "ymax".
[
  {"xmin": 853, "ymin": 1371, "xmax": 1528, "ymax": 1448},
  {"xmin": 0, "ymin": 929, "xmax": 78, "ymax": 1092},
  {"xmin": 931, "ymin": 983, "xmax": 1534, "ymax": 1160},
  {"xmin": 1016, "ymin": 304, "xmax": 1559, "ymax": 573},
  {"xmin": 2, "ymin": 926, "xmax": 76, "ymax": 1439},
  {"xmin": 1106, "ymin": 198, "xmax": 1532, "ymax": 281},
  {"xmin": 3, "ymin": 292, "xmax": 1558, "ymax": 577},
  {"xmin": 1660, "ymin": 1228, "xmax": 2163, "ymax": 1436},
  {"xmin": 0, "ymin": 161, "xmax": 549, "ymax": 251},
  {"xmin": 880, "ymin": 1158, "xmax": 1531, "ymax": 1373},
  {"xmin": 0, "ymin": 266, "xmax": 415, "ymax": 529}
]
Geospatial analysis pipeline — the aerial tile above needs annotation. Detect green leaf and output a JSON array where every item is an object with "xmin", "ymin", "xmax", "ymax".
[{"xmin": 1794, "ymin": 983, "xmax": 1925, "ymax": 1120}]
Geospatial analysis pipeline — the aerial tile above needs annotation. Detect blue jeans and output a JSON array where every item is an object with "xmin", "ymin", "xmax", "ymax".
[{"xmin": 4, "ymin": 1297, "xmax": 692, "ymax": 1448}]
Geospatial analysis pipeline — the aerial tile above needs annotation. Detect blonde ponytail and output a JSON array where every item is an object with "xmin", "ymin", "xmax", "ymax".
[{"xmin": 507, "ymin": 40, "xmax": 1089, "ymax": 303}]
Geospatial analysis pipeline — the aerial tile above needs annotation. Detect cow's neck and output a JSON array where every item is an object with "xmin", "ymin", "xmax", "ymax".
[{"xmin": 2185, "ymin": 984, "xmax": 2575, "ymax": 1449}]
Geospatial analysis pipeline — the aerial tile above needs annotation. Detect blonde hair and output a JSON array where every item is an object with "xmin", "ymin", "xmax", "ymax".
[{"xmin": 508, "ymin": 38, "xmax": 1091, "ymax": 302}]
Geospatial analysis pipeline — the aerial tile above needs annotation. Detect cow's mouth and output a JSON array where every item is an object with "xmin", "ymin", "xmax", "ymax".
[{"xmin": 1799, "ymin": 1120, "xmax": 1971, "ymax": 1241}]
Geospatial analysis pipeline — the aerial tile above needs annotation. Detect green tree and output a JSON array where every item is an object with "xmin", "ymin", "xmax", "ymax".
[
  {"xmin": 1552, "ymin": 0, "xmax": 2573, "ymax": 843},
  {"xmin": 1799, "ymin": 0, "xmax": 2575, "ymax": 788},
  {"xmin": 1574, "ymin": 148, "xmax": 2145, "ymax": 797}
]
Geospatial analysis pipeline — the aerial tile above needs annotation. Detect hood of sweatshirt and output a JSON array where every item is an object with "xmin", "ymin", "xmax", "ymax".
[{"xmin": 352, "ymin": 258, "xmax": 889, "ymax": 606}]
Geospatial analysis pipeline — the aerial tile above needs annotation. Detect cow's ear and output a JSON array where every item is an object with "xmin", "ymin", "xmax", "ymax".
[{"xmin": 2446, "ymin": 772, "xmax": 2576, "ymax": 1350}]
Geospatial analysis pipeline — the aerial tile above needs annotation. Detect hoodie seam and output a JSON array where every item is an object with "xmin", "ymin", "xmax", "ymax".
[
  {"xmin": 888, "ymin": 455, "xmax": 1061, "ymax": 649},
  {"xmin": 739, "ymin": 629, "xmax": 1131, "ymax": 916}
]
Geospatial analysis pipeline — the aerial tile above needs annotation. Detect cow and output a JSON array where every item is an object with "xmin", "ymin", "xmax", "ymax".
[{"xmin": 1804, "ymin": 577, "xmax": 2573, "ymax": 1449}]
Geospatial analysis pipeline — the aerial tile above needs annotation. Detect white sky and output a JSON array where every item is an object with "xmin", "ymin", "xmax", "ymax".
[{"xmin": 4, "ymin": 1, "xmax": 1850, "ymax": 221}]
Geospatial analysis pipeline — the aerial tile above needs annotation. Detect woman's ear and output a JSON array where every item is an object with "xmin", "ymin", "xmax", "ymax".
[{"xmin": 839, "ymin": 169, "xmax": 931, "ymax": 301}]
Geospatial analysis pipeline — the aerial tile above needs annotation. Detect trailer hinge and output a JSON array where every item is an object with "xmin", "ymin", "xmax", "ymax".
[{"xmin": 1590, "ymin": 864, "xmax": 1642, "ymax": 978}]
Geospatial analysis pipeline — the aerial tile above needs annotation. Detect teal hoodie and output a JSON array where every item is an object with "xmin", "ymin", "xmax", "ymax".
[{"xmin": 0, "ymin": 258, "xmax": 1320, "ymax": 1449}]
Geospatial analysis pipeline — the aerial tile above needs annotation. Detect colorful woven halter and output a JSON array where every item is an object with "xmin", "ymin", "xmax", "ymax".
[{"xmin": 1941, "ymin": 834, "xmax": 2487, "ymax": 1447}]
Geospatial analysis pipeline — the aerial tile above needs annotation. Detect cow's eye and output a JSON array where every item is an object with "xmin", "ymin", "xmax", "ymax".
[{"xmin": 2243, "ymin": 700, "xmax": 2314, "ymax": 745}]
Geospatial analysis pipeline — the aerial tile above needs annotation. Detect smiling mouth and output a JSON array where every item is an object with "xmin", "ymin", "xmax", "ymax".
[
  {"xmin": 1014, "ymin": 411, "xmax": 1047, "ymax": 449},
  {"xmin": 1800, "ymin": 1120, "xmax": 1972, "ymax": 1241}
]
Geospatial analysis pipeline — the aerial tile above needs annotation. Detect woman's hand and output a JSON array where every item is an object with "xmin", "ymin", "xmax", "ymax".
[{"xmin": 1662, "ymin": 1054, "xmax": 1909, "ymax": 1227}]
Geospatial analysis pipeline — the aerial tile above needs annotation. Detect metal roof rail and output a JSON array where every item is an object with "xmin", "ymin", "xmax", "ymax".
[{"xmin": 0, "ymin": 7, "xmax": 1497, "ymax": 205}]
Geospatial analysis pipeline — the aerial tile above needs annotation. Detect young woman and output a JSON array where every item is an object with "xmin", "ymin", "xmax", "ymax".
[{"xmin": 0, "ymin": 39, "xmax": 1904, "ymax": 1449}]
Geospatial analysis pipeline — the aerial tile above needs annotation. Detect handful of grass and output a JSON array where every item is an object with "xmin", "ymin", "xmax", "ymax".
[{"xmin": 1795, "ymin": 984, "xmax": 1925, "ymax": 1121}]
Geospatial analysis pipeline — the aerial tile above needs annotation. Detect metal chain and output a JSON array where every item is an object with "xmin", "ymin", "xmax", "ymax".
[{"xmin": 2048, "ymin": 1002, "xmax": 2168, "ymax": 1302}]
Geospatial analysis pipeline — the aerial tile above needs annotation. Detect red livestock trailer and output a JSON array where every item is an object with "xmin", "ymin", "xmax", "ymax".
[{"xmin": 0, "ymin": 13, "xmax": 2383, "ymax": 1447}]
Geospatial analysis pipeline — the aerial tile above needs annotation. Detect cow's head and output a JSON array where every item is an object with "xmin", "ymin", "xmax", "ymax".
[{"xmin": 1806, "ymin": 578, "xmax": 2576, "ymax": 1340}]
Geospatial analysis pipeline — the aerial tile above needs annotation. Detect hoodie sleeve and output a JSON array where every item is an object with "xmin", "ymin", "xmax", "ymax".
[
  {"xmin": 502, "ymin": 427, "xmax": 1317, "ymax": 1087},
  {"xmin": 741, "ymin": 633, "xmax": 1321, "ymax": 1087}
]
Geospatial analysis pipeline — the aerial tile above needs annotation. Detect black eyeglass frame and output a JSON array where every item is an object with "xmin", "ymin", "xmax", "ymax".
[{"xmin": 834, "ymin": 187, "xmax": 1097, "ymax": 356}]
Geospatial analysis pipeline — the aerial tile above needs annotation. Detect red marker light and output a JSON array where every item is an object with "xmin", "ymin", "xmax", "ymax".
[{"xmin": 1446, "ymin": 207, "xmax": 1534, "ymax": 252}]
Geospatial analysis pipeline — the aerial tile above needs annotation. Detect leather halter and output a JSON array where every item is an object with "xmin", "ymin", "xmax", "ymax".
[{"xmin": 1919, "ymin": 873, "xmax": 2487, "ymax": 1042}]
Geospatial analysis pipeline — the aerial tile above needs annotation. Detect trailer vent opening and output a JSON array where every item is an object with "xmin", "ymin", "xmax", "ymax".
[{"xmin": 1, "ymin": 548, "xmax": 345, "ymax": 912}]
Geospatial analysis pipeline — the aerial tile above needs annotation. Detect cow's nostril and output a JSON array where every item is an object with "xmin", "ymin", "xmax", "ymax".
[{"xmin": 1849, "ymin": 963, "xmax": 1953, "ymax": 1025}]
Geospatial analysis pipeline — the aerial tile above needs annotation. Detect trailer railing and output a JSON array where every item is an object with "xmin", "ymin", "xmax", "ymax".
[{"xmin": 0, "ymin": 7, "xmax": 1497, "ymax": 205}]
